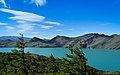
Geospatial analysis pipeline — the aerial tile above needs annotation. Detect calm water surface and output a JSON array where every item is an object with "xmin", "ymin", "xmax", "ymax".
[{"xmin": 0, "ymin": 47, "xmax": 120, "ymax": 71}]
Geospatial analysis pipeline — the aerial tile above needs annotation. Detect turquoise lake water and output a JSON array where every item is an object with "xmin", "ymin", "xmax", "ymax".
[{"xmin": 0, "ymin": 48, "xmax": 120, "ymax": 71}]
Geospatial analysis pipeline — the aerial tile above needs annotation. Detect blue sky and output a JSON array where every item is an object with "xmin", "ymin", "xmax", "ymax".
[{"xmin": 0, "ymin": 0, "xmax": 120, "ymax": 38}]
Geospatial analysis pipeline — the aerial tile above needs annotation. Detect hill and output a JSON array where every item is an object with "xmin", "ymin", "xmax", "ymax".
[{"xmin": 0, "ymin": 33, "xmax": 120, "ymax": 49}]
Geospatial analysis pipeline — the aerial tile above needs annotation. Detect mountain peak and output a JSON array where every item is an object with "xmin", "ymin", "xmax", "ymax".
[{"xmin": 29, "ymin": 37, "xmax": 45, "ymax": 42}]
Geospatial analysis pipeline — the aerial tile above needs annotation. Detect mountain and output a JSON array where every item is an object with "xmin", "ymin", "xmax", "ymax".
[
  {"xmin": 64, "ymin": 33, "xmax": 112, "ymax": 48},
  {"xmin": 26, "ymin": 37, "xmax": 53, "ymax": 47},
  {"xmin": 48, "ymin": 36, "xmax": 72, "ymax": 47},
  {"xmin": 0, "ymin": 36, "xmax": 31, "ymax": 47},
  {"xmin": 29, "ymin": 37, "xmax": 46, "ymax": 42},
  {"xmin": 0, "ymin": 33, "xmax": 120, "ymax": 49},
  {"xmin": 64, "ymin": 33, "xmax": 120, "ymax": 49},
  {"xmin": 27, "ymin": 36, "xmax": 72, "ymax": 47},
  {"xmin": 0, "ymin": 36, "xmax": 31, "ymax": 42}
]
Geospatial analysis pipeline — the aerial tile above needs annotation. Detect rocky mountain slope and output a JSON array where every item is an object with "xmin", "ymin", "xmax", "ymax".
[{"xmin": 0, "ymin": 33, "xmax": 120, "ymax": 49}]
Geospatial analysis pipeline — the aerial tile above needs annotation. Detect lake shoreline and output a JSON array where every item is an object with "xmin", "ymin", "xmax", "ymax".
[
  {"xmin": 0, "ymin": 48, "xmax": 120, "ymax": 71},
  {"xmin": 0, "ymin": 46, "xmax": 120, "ymax": 50},
  {"xmin": 0, "ymin": 50, "xmax": 120, "ymax": 74}
]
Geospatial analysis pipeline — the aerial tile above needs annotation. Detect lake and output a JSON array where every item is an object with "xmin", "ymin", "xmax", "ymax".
[{"xmin": 0, "ymin": 47, "xmax": 120, "ymax": 71}]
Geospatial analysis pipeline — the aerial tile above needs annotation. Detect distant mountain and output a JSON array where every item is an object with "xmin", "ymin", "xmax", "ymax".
[
  {"xmin": 0, "ymin": 36, "xmax": 31, "ymax": 42},
  {"xmin": 64, "ymin": 33, "xmax": 120, "ymax": 49},
  {"xmin": 29, "ymin": 37, "xmax": 46, "ymax": 43},
  {"xmin": 64, "ymin": 33, "xmax": 112, "ymax": 48},
  {"xmin": 26, "ymin": 37, "xmax": 53, "ymax": 47},
  {"xmin": 48, "ymin": 36, "xmax": 72, "ymax": 47},
  {"xmin": 27, "ymin": 36, "xmax": 72, "ymax": 47},
  {"xmin": 0, "ymin": 33, "xmax": 120, "ymax": 49}
]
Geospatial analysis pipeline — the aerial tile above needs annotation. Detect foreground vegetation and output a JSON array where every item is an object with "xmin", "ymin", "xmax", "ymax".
[
  {"xmin": 0, "ymin": 48, "xmax": 99, "ymax": 75},
  {"xmin": 0, "ymin": 34, "xmax": 120, "ymax": 75}
]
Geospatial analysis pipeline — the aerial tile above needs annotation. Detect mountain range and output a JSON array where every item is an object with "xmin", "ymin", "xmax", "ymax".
[{"xmin": 0, "ymin": 33, "xmax": 120, "ymax": 49}]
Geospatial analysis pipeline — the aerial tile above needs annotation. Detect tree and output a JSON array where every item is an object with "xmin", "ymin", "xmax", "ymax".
[
  {"xmin": 16, "ymin": 34, "xmax": 28, "ymax": 75},
  {"xmin": 16, "ymin": 34, "xmax": 26, "ymax": 53},
  {"xmin": 66, "ymin": 44, "xmax": 87, "ymax": 74}
]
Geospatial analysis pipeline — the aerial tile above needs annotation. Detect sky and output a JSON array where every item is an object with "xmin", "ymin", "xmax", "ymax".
[{"xmin": 0, "ymin": 0, "xmax": 120, "ymax": 38}]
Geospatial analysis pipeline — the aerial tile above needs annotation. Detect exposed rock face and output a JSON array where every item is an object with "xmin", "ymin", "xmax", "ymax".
[{"xmin": 0, "ymin": 33, "xmax": 120, "ymax": 49}]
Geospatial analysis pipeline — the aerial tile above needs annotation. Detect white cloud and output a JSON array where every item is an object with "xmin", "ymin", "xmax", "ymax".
[
  {"xmin": 44, "ymin": 21, "xmax": 62, "ymax": 26},
  {"xmin": 17, "ymin": 23, "xmax": 34, "ymax": 33},
  {"xmin": 32, "ymin": 31, "xmax": 39, "ymax": 34},
  {"xmin": 41, "ymin": 25, "xmax": 53, "ymax": 29},
  {"xmin": 5, "ymin": 26, "xmax": 15, "ymax": 30},
  {"xmin": 0, "ymin": 8, "xmax": 62, "ymax": 34},
  {"xmin": 0, "ymin": 0, "xmax": 46, "ymax": 8},
  {"xmin": 68, "ymin": 29, "xmax": 73, "ymax": 31},
  {"xmin": 5, "ymin": 26, "xmax": 15, "ymax": 34},
  {"xmin": 0, "ymin": 8, "xmax": 45, "ymax": 33},
  {"xmin": 0, "ymin": 0, "xmax": 7, "ymax": 7},
  {"xmin": 17, "ymin": 20, "xmax": 26, "ymax": 24},
  {"xmin": 0, "ymin": 22, "xmax": 7, "ymax": 26},
  {"xmin": 0, "ymin": 8, "xmax": 45, "ymax": 22},
  {"xmin": 30, "ymin": 0, "xmax": 46, "ymax": 6},
  {"xmin": 56, "ymin": 29, "xmax": 64, "ymax": 32}
]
